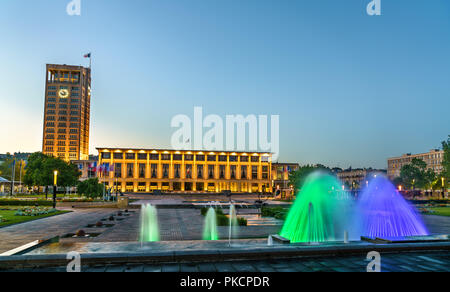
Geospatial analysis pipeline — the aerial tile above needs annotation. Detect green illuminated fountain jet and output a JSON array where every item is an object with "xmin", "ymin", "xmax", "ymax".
[
  {"xmin": 280, "ymin": 172, "xmax": 354, "ymax": 243},
  {"xmin": 140, "ymin": 204, "xmax": 160, "ymax": 242},
  {"xmin": 203, "ymin": 208, "xmax": 219, "ymax": 240}
]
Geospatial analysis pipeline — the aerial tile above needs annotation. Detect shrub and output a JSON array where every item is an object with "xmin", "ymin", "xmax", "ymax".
[
  {"xmin": 77, "ymin": 178, "xmax": 105, "ymax": 198},
  {"xmin": 261, "ymin": 206, "xmax": 288, "ymax": 220},
  {"xmin": 14, "ymin": 207, "xmax": 58, "ymax": 217},
  {"xmin": 237, "ymin": 217, "xmax": 247, "ymax": 226},
  {"xmin": 201, "ymin": 207, "xmax": 224, "ymax": 216},
  {"xmin": 200, "ymin": 207, "xmax": 247, "ymax": 226},
  {"xmin": 0, "ymin": 199, "xmax": 53, "ymax": 207}
]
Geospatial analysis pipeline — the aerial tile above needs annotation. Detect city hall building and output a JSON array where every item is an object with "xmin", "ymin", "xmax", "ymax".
[
  {"xmin": 97, "ymin": 148, "xmax": 272, "ymax": 193},
  {"xmin": 42, "ymin": 64, "xmax": 92, "ymax": 161}
]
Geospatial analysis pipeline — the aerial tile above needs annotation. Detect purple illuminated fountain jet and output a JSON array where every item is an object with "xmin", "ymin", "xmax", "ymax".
[{"xmin": 357, "ymin": 176, "xmax": 428, "ymax": 238}]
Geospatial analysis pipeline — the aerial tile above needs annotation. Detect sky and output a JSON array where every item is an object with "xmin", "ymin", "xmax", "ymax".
[{"xmin": 0, "ymin": 0, "xmax": 449, "ymax": 169}]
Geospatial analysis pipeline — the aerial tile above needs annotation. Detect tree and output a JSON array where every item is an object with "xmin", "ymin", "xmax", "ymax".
[
  {"xmin": 23, "ymin": 153, "xmax": 81, "ymax": 197},
  {"xmin": 442, "ymin": 136, "xmax": 450, "ymax": 182},
  {"xmin": 77, "ymin": 178, "xmax": 104, "ymax": 198},
  {"xmin": 23, "ymin": 152, "xmax": 47, "ymax": 188},
  {"xmin": 400, "ymin": 158, "xmax": 436, "ymax": 190},
  {"xmin": 289, "ymin": 164, "xmax": 330, "ymax": 192}
]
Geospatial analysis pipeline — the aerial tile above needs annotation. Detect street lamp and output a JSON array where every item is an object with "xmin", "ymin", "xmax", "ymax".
[{"xmin": 53, "ymin": 170, "xmax": 58, "ymax": 209}]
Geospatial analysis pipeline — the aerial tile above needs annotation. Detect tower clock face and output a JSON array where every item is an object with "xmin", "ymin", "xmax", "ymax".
[{"xmin": 58, "ymin": 89, "xmax": 69, "ymax": 98}]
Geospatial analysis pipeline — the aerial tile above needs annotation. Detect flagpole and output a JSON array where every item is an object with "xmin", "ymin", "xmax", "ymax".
[
  {"xmin": 19, "ymin": 160, "xmax": 22, "ymax": 193},
  {"xmin": 11, "ymin": 159, "xmax": 16, "ymax": 196}
]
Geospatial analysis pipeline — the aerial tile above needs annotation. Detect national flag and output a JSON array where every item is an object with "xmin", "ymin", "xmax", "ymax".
[{"xmin": 84, "ymin": 53, "xmax": 91, "ymax": 58}]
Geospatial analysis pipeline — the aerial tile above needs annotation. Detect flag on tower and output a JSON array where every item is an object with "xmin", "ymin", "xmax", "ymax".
[{"xmin": 84, "ymin": 53, "xmax": 91, "ymax": 58}]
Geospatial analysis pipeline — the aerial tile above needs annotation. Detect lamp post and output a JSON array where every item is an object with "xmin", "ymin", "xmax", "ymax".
[{"xmin": 53, "ymin": 170, "xmax": 58, "ymax": 209}]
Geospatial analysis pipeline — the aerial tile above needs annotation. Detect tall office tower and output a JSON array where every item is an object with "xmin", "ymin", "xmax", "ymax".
[{"xmin": 42, "ymin": 64, "xmax": 91, "ymax": 161}]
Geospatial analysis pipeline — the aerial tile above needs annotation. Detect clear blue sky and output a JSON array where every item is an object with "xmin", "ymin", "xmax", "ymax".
[{"xmin": 0, "ymin": 0, "xmax": 449, "ymax": 169}]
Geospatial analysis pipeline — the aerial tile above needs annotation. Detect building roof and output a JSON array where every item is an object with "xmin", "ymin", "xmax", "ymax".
[
  {"xmin": 0, "ymin": 177, "xmax": 10, "ymax": 183},
  {"xmin": 96, "ymin": 147, "xmax": 272, "ymax": 155}
]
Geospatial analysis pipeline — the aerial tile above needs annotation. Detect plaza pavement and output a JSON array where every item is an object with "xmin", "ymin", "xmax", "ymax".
[
  {"xmin": 0, "ymin": 203, "xmax": 449, "ymax": 255},
  {"xmin": 0, "ymin": 208, "xmax": 116, "ymax": 254}
]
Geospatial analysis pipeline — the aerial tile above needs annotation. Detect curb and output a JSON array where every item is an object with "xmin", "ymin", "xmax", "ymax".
[{"xmin": 0, "ymin": 242, "xmax": 449, "ymax": 270}]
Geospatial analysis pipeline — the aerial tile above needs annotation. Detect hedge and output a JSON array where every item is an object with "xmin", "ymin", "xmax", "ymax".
[
  {"xmin": 261, "ymin": 206, "xmax": 288, "ymax": 220},
  {"xmin": 0, "ymin": 199, "xmax": 54, "ymax": 207},
  {"xmin": 200, "ymin": 207, "xmax": 247, "ymax": 226}
]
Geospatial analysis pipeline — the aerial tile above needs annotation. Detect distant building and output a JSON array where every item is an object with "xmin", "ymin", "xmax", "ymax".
[
  {"xmin": 337, "ymin": 168, "xmax": 386, "ymax": 190},
  {"xmin": 71, "ymin": 159, "xmax": 98, "ymax": 181},
  {"xmin": 0, "ymin": 177, "xmax": 10, "ymax": 195},
  {"xmin": 271, "ymin": 163, "xmax": 300, "ymax": 197},
  {"xmin": 387, "ymin": 149, "xmax": 444, "ymax": 179},
  {"xmin": 12, "ymin": 152, "xmax": 32, "ymax": 161}
]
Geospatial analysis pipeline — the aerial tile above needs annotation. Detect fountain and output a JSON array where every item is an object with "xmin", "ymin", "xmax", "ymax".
[
  {"xmin": 279, "ymin": 172, "xmax": 356, "ymax": 243},
  {"xmin": 228, "ymin": 204, "xmax": 238, "ymax": 246},
  {"xmin": 357, "ymin": 176, "xmax": 428, "ymax": 238},
  {"xmin": 140, "ymin": 204, "xmax": 160, "ymax": 242},
  {"xmin": 202, "ymin": 208, "xmax": 218, "ymax": 240}
]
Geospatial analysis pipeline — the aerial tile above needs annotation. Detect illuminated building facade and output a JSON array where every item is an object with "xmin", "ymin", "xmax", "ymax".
[
  {"xmin": 272, "ymin": 163, "xmax": 299, "ymax": 197},
  {"xmin": 97, "ymin": 148, "xmax": 272, "ymax": 193},
  {"xmin": 42, "ymin": 64, "xmax": 91, "ymax": 161},
  {"xmin": 387, "ymin": 149, "xmax": 444, "ymax": 180}
]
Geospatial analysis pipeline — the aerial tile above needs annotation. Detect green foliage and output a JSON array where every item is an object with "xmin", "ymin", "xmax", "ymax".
[
  {"xmin": 289, "ymin": 164, "xmax": 330, "ymax": 192},
  {"xmin": 0, "ymin": 199, "xmax": 53, "ymax": 207},
  {"xmin": 237, "ymin": 217, "xmax": 247, "ymax": 226},
  {"xmin": 77, "ymin": 178, "xmax": 105, "ymax": 198},
  {"xmin": 23, "ymin": 152, "xmax": 81, "ymax": 188},
  {"xmin": 261, "ymin": 206, "xmax": 288, "ymax": 220},
  {"xmin": 442, "ymin": 136, "xmax": 450, "ymax": 182},
  {"xmin": 400, "ymin": 158, "xmax": 436, "ymax": 190},
  {"xmin": 200, "ymin": 207, "xmax": 247, "ymax": 226},
  {"xmin": 14, "ymin": 207, "xmax": 58, "ymax": 217}
]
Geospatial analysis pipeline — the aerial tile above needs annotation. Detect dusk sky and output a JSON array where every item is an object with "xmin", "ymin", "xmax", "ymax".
[{"xmin": 0, "ymin": 0, "xmax": 449, "ymax": 169}]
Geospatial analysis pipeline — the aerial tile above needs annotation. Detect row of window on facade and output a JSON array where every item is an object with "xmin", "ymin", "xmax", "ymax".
[
  {"xmin": 48, "ymin": 86, "xmax": 80, "ymax": 91},
  {"xmin": 44, "ymin": 152, "xmax": 78, "ymax": 159},
  {"xmin": 48, "ymin": 72, "xmax": 81, "ymax": 83},
  {"xmin": 45, "ymin": 134, "xmax": 78, "ymax": 140},
  {"xmin": 101, "ymin": 152, "xmax": 268, "ymax": 163},
  {"xmin": 45, "ymin": 128, "xmax": 79, "ymax": 134},
  {"xmin": 47, "ymin": 98, "xmax": 80, "ymax": 104},
  {"xmin": 45, "ymin": 111, "xmax": 80, "ymax": 118},
  {"xmin": 46, "ymin": 103, "xmax": 80, "ymax": 110},
  {"xmin": 104, "ymin": 181, "xmax": 267, "ymax": 192},
  {"xmin": 45, "ymin": 140, "xmax": 78, "ymax": 146},
  {"xmin": 101, "ymin": 163, "xmax": 269, "ymax": 180},
  {"xmin": 45, "ymin": 122, "xmax": 79, "ymax": 128},
  {"xmin": 44, "ymin": 147, "xmax": 78, "ymax": 152}
]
